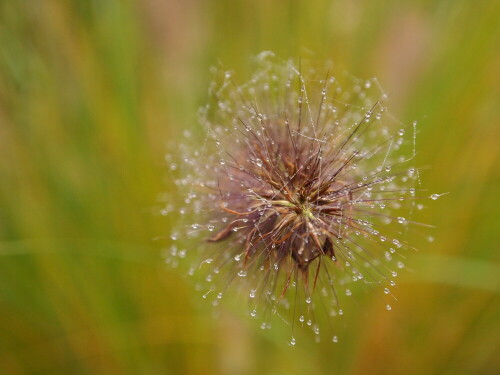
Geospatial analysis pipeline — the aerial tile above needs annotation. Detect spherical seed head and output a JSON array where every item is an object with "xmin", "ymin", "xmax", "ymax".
[{"xmin": 168, "ymin": 53, "xmax": 433, "ymax": 336}]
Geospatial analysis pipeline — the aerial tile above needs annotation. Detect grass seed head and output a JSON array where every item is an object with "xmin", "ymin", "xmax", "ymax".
[{"xmin": 165, "ymin": 52, "xmax": 438, "ymax": 342}]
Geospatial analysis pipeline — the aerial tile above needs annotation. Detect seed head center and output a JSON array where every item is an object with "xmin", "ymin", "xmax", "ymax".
[{"xmin": 301, "ymin": 205, "xmax": 315, "ymax": 220}]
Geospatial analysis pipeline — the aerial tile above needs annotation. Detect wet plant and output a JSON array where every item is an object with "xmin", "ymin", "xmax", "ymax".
[{"xmin": 163, "ymin": 52, "xmax": 442, "ymax": 344}]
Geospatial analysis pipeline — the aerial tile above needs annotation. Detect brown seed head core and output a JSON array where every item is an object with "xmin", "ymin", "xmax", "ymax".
[{"xmin": 209, "ymin": 119, "xmax": 359, "ymax": 282}]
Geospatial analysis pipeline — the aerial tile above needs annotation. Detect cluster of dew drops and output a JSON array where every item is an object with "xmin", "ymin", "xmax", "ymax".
[{"xmin": 160, "ymin": 53, "xmax": 444, "ymax": 346}]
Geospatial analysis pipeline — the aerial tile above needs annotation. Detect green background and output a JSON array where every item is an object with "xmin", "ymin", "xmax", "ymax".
[{"xmin": 0, "ymin": 0, "xmax": 499, "ymax": 374}]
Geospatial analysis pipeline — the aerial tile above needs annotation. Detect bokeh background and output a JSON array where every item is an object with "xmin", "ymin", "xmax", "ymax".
[{"xmin": 1, "ymin": 0, "xmax": 499, "ymax": 374}]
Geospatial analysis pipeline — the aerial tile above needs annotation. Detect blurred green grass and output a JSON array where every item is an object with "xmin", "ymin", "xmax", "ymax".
[{"xmin": 0, "ymin": 0, "xmax": 499, "ymax": 374}]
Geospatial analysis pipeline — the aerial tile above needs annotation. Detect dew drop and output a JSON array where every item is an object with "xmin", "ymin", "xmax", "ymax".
[
  {"xmin": 202, "ymin": 289, "xmax": 213, "ymax": 299},
  {"xmin": 386, "ymin": 304, "xmax": 392, "ymax": 311}
]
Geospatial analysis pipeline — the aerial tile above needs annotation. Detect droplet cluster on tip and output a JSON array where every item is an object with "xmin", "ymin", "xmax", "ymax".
[{"xmin": 163, "ymin": 52, "xmax": 439, "ymax": 343}]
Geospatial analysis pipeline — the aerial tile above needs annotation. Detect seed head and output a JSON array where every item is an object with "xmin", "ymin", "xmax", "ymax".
[{"xmin": 166, "ymin": 53, "xmax": 439, "ymax": 341}]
